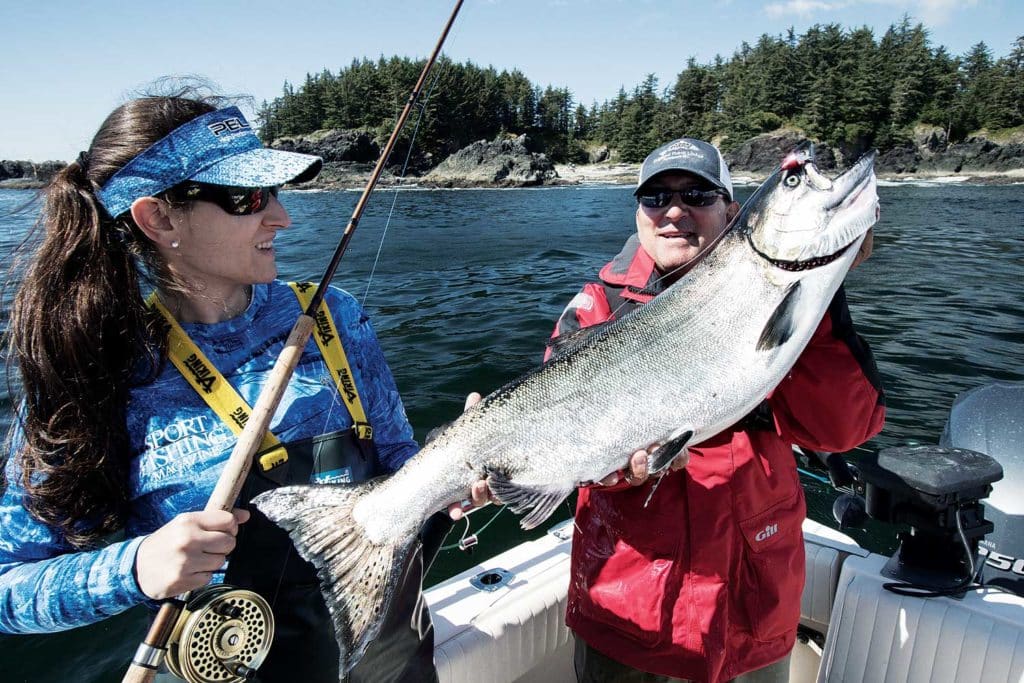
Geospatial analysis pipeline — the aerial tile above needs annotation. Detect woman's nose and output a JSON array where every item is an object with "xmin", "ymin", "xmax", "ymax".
[{"xmin": 264, "ymin": 194, "xmax": 292, "ymax": 230}]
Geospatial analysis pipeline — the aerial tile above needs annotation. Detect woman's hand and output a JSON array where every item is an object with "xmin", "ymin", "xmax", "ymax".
[
  {"xmin": 134, "ymin": 508, "xmax": 250, "ymax": 600},
  {"xmin": 447, "ymin": 392, "xmax": 496, "ymax": 521}
]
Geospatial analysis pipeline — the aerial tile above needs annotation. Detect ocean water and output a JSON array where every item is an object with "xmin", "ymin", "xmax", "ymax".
[{"xmin": 0, "ymin": 181, "xmax": 1022, "ymax": 681}]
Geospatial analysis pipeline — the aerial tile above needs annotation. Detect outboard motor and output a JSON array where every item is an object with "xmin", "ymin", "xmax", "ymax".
[{"xmin": 940, "ymin": 381, "xmax": 1024, "ymax": 595}]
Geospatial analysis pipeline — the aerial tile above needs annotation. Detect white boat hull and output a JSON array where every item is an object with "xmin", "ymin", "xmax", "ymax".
[{"xmin": 424, "ymin": 519, "xmax": 1024, "ymax": 682}]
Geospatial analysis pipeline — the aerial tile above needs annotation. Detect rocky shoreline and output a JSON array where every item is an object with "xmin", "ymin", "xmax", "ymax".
[
  {"xmin": 0, "ymin": 160, "xmax": 65, "ymax": 189},
  {"xmin": 4, "ymin": 127, "xmax": 1022, "ymax": 191}
]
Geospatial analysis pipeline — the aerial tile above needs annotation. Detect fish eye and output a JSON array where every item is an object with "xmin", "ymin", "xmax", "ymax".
[{"xmin": 784, "ymin": 174, "xmax": 801, "ymax": 187}]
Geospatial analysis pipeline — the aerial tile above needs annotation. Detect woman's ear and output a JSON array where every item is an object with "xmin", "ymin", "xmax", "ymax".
[{"xmin": 130, "ymin": 197, "xmax": 178, "ymax": 247}]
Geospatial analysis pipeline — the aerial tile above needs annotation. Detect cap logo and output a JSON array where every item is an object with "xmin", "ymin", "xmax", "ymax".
[
  {"xmin": 652, "ymin": 139, "xmax": 704, "ymax": 165},
  {"xmin": 207, "ymin": 117, "xmax": 251, "ymax": 136}
]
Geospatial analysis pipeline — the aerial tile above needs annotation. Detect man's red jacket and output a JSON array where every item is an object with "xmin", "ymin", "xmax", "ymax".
[{"xmin": 548, "ymin": 236, "xmax": 885, "ymax": 683}]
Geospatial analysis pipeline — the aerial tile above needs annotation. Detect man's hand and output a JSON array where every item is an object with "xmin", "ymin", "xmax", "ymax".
[
  {"xmin": 851, "ymin": 227, "xmax": 874, "ymax": 270},
  {"xmin": 447, "ymin": 392, "xmax": 496, "ymax": 521},
  {"xmin": 597, "ymin": 443, "xmax": 689, "ymax": 487}
]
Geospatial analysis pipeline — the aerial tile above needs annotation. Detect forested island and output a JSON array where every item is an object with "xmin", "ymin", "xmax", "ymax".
[
  {"xmin": 253, "ymin": 18, "xmax": 1023, "ymax": 186},
  {"xmin": 3, "ymin": 18, "xmax": 1022, "ymax": 188}
]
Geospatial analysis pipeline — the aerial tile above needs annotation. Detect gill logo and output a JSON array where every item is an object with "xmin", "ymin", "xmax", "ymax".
[
  {"xmin": 207, "ymin": 117, "xmax": 251, "ymax": 136},
  {"xmin": 183, "ymin": 353, "xmax": 216, "ymax": 393},
  {"xmin": 755, "ymin": 523, "xmax": 779, "ymax": 542},
  {"xmin": 315, "ymin": 309, "xmax": 336, "ymax": 346},
  {"xmin": 229, "ymin": 406, "xmax": 249, "ymax": 430},
  {"xmin": 337, "ymin": 367, "xmax": 358, "ymax": 403}
]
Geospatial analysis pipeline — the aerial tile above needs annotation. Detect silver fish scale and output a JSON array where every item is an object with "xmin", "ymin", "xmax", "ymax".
[{"xmin": 354, "ymin": 231, "xmax": 831, "ymax": 544}]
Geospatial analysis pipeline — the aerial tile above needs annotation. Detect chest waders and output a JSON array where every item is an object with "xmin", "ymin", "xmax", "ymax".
[{"xmin": 150, "ymin": 286, "xmax": 440, "ymax": 683}]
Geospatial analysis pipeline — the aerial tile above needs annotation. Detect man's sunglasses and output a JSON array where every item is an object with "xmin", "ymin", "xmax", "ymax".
[
  {"xmin": 637, "ymin": 188, "xmax": 726, "ymax": 209},
  {"xmin": 163, "ymin": 182, "xmax": 279, "ymax": 216}
]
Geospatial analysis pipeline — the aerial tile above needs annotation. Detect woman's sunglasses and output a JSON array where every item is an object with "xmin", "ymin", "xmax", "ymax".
[
  {"xmin": 637, "ymin": 188, "xmax": 726, "ymax": 209},
  {"xmin": 163, "ymin": 182, "xmax": 279, "ymax": 216}
]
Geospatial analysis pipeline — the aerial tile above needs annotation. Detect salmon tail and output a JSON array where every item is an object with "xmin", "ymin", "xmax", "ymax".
[{"xmin": 252, "ymin": 481, "xmax": 413, "ymax": 675}]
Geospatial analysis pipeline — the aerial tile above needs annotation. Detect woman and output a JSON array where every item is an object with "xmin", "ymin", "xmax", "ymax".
[{"xmin": 0, "ymin": 94, "xmax": 440, "ymax": 682}]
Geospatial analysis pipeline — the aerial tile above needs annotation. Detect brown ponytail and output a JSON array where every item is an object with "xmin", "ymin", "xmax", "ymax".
[{"xmin": 7, "ymin": 94, "xmax": 221, "ymax": 548}]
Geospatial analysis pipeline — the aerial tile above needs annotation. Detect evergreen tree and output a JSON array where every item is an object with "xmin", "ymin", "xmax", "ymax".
[
  {"xmin": 960, "ymin": 42, "xmax": 997, "ymax": 132},
  {"xmin": 889, "ymin": 23, "xmax": 933, "ymax": 129},
  {"xmin": 796, "ymin": 24, "xmax": 846, "ymax": 144},
  {"xmin": 919, "ymin": 46, "xmax": 965, "ymax": 141},
  {"xmin": 841, "ymin": 26, "xmax": 885, "ymax": 151},
  {"xmin": 616, "ymin": 75, "xmax": 661, "ymax": 162},
  {"xmin": 668, "ymin": 58, "xmax": 720, "ymax": 140},
  {"xmin": 572, "ymin": 103, "xmax": 591, "ymax": 140},
  {"xmin": 257, "ymin": 25, "xmax": 1023, "ymax": 166}
]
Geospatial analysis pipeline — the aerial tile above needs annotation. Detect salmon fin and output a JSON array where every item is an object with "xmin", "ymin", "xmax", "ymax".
[
  {"xmin": 649, "ymin": 428, "xmax": 694, "ymax": 473},
  {"xmin": 253, "ymin": 481, "xmax": 413, "ymax": 675},
  {"xmin": 484, "ymin": 468, "xmax": 574, "ymax": 530},
  {"xmin": 545, "ymin": 322, "xmax": 611, "ymax": 360},
  {"xmin": 757, "ymin": 281, "xmax": 801, "ymax": 351}
]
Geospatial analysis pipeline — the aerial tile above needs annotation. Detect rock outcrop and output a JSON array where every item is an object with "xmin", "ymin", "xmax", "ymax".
[
  {"xmin": 272, "ymin": 130, "xmax": 379, "ymax": 163},
  {"xmin": 422, "ymin": 135, "xmax": 557, "ymax": 187},
  {"xmin": 588, "ymin": 146, "xmax": 611, "ymax": 164},
  {"xmin": 270, "ymin": 128, "xmax": 435, "ymax": 185},
  {"xmin": 725, "ymin": 131, "xmax": 837, "ymax": 173},
  {"xmin": 725, "ymin": 127, "xmax": 1024, "ymax": 179},
  {"xmin": 0, "ymin": 160, "xmax": 64, "ymax": 187},
  {"xmin": 6, "ymin": 126, "xmax": 1021, "ymax": 192},
  {"xmin": 877, "ymin": 127, "xmax": 1024, "ymax": 174}
]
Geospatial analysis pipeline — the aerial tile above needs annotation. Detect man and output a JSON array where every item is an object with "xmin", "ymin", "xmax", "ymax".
[{"xmin": 549, "ymin": 138, "xmax": 885, "ymax": 682}]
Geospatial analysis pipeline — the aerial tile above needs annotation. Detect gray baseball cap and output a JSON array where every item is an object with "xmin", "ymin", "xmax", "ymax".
[{"xmin": 634, "ymin": 137, "xmax": 733, "ymax": 200}]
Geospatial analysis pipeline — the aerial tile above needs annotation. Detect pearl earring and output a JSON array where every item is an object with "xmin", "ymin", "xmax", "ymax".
[{"xmin": 170, "ymin": 240, "xmax": 180, "ymax": 249}]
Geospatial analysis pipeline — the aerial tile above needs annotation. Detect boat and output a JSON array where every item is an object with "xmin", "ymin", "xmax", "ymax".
[{"xmin": 423, "ymin": 382, "xmax": 1024, "ymax": 682}]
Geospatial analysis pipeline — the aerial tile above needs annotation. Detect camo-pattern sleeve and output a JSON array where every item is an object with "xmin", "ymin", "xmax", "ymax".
[{"xmin": 0, "ymin": 427, "xmax": 149, "ymax": 634}]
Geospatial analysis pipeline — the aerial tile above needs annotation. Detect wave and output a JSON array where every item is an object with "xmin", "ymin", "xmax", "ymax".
[{"xmin": 877, "ymin": 176, "xmax": 971, "ymax": 188}]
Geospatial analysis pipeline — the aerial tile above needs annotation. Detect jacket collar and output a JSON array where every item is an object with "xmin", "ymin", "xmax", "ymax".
[{"xmin": 598, "ymin": 234, "xmax": 663, "ymax": 302}]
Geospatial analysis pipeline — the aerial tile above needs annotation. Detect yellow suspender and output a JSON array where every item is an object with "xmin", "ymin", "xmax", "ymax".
[
  {"xmin": 288, "ymin": 282, "xmax": 373, "ymax": 440},
  {"xmin": 147, "ymin": 285, "xmax": 371, "ymax": 473}
]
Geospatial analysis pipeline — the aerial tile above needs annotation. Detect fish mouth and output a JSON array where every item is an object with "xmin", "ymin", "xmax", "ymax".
[
  {"xmin": 747, "ymin": 149, "xmax": 877, "ymax": 267},
  {"xmin": 755, "ymin": 239, "xmax": 852, "ymax": 271}
]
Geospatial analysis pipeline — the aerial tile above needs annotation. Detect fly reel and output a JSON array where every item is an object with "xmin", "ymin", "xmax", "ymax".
[{"xmin": 165, "ymin": 584, "xmax": 275, "ymax": 683}]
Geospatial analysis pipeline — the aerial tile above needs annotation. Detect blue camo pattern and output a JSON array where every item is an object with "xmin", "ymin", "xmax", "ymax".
[
  {"xmin": 0, "ymin": 281, "xmax": 419, "ymax": 633},
  {"xmin": 97, "ymin": 107, "xmax": 321, "ymax": 218}
]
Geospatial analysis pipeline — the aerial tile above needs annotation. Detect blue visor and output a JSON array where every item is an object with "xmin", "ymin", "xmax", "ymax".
[{"xmin": 97, "ymin": 107, "xmax": 322, "ymax": 217}]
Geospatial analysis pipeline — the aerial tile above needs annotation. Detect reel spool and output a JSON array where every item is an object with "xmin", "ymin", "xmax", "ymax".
[{"xmin": 165, "ymin": 584, "xmax": 274, "ymax": 683}]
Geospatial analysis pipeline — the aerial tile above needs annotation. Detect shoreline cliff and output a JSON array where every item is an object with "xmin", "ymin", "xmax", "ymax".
[{"xmin": 5, "ymin": 128, "xmax": 1023, "ymax": 191}]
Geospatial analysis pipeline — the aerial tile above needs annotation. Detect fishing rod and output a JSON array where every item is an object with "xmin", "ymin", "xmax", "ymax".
[{"xmin": 121, "ymin": 2, "xmax": 464, "ymax": 681}]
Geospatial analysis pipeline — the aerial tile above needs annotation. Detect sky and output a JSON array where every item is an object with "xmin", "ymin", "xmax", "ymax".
[{"xmin": 1, "ymin": 0, "xmax": 1020, "ymax": 162}]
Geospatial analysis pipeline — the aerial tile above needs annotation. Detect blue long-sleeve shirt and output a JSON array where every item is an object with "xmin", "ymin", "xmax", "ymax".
[{"xmin": 0, "ymin": 281, "xmax": 419, "ymax": 633}]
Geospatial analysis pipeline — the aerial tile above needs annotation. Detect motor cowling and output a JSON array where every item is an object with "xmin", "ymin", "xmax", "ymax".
[{"xmin": 941, "ymin": 381, "xmax": 1024, "ymax": 596}]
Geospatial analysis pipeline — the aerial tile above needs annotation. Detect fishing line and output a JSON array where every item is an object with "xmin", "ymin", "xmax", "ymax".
[
  {"xmin": 798, "ymin": 467, "xmax": 831, "ymax": 484},
  {"xmin": 439, "ymin": 503, "xmax": 506, "ymax": 552},
  {"xmin": 603, "ymin": 164, "xmax": 808, "ymax": 323},
  {"xmin": 360, "ymin": 54, "xmax": 450, "ymax": 307}
]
